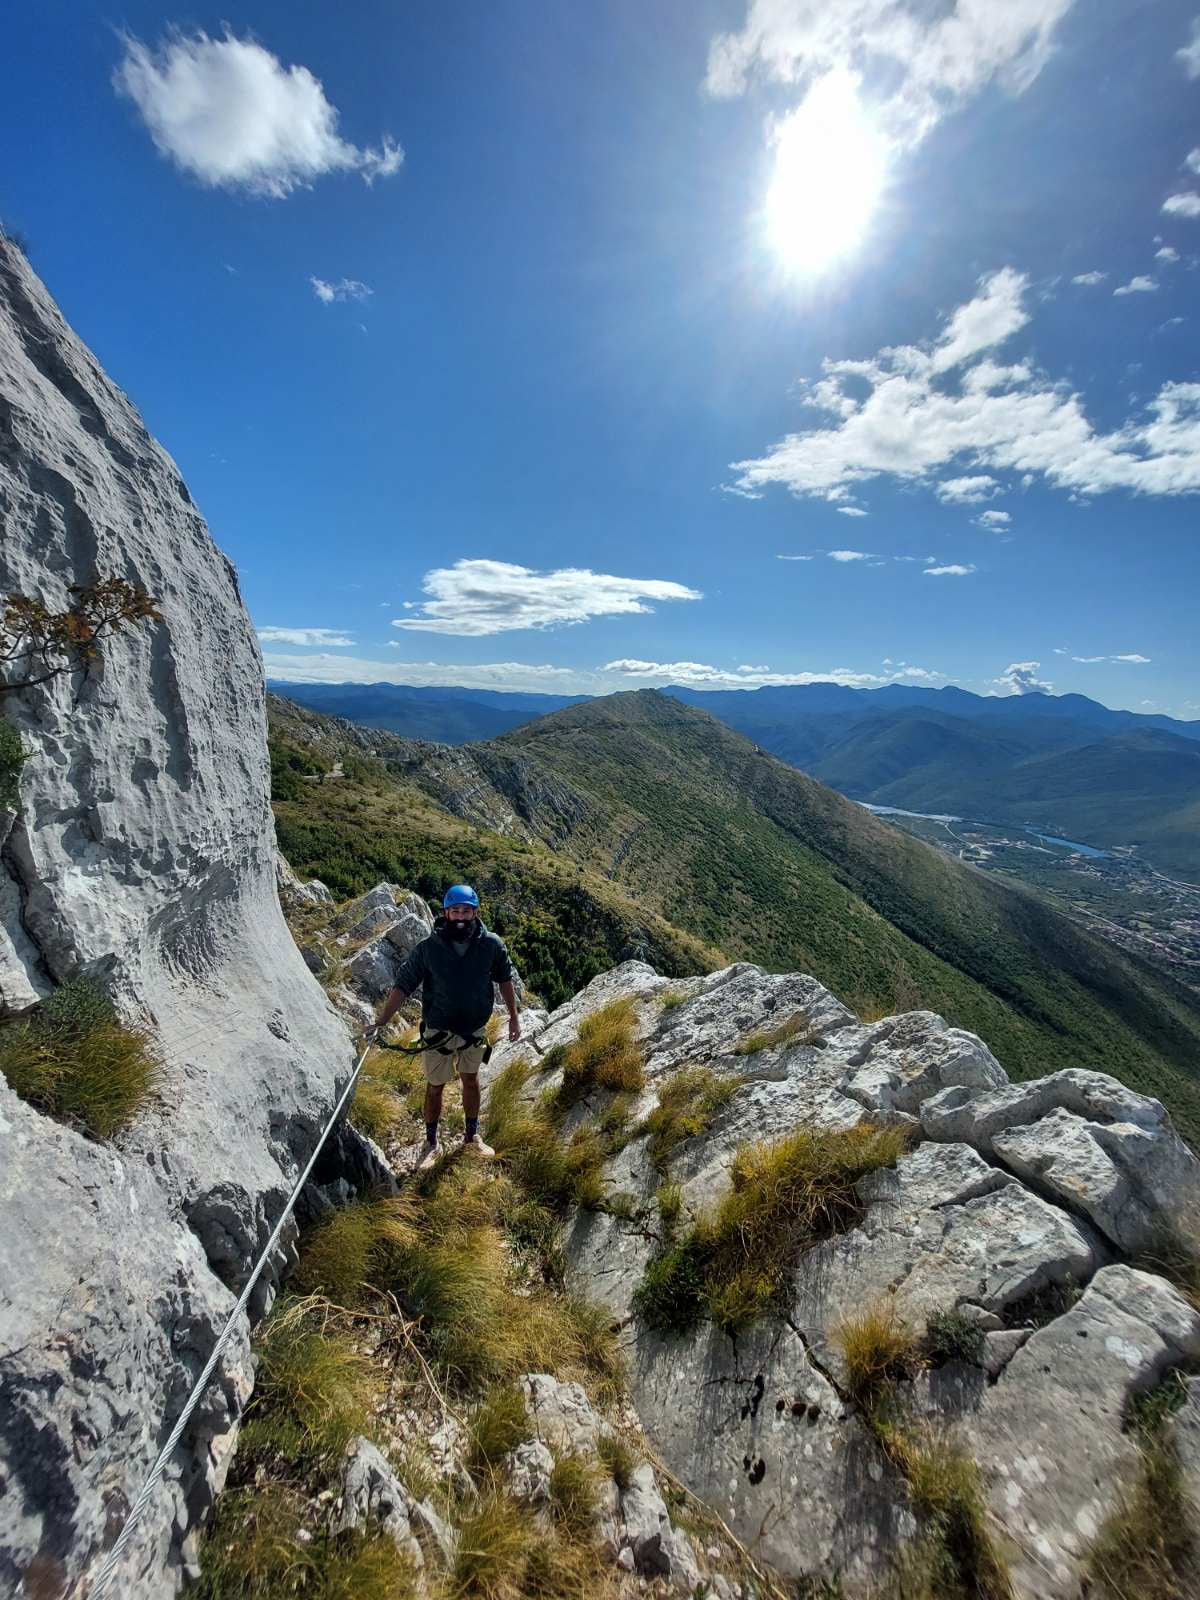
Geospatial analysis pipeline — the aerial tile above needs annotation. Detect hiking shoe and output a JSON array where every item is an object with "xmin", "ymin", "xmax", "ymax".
[
  {"xmin": 416, "ymin": 1141, "xmax": 442, "ymax": 1172},
  {"xmin": 463, "ymin": 1134, "xmax": 496, "ymax": 1158}
]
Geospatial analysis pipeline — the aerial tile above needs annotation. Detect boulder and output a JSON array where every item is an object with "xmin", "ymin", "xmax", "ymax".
[
  {"xmin": 275, "ymin": 854, "xmax": 334, "ymax": 911},
  {"xmin": 334, "ymin": 1437, "xmax": 424, "ymax": 1569},
  {"xmin": 503, "ymin": 1439, "xmax": 554, "ymax": 1503},
  {"xmin": 384, "ymin": 910, "xmax": 434, "ymax": 959},
  {"xmin": 347, "ymin": 937, "xmax": 402, "ymax": 1001},
  {"xmin": 962, "ymin": 1265, "xmax": 1200, "ymax": 1599},
  {"xmin": 922, "ymin": 1070, "xmax": 1200, "ymax": 1253},
  {"xmin": 520, "ymin": 1373, "xmax": 606, "ymax": 1456}
]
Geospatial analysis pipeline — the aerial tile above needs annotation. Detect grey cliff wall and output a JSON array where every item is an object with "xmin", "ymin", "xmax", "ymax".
[{"xmin": 0, "ymin": 238, "xmax": 352, "ymax": 1597}]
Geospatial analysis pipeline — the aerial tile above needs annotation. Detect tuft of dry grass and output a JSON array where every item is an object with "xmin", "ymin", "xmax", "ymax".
[
  {"xmin": 238, "ymin": 1300, "xmax": 374, "ymax": 1467},
  {"xmin": 452, "ymin": 1488, "xmax": 617, "ymax": 1600},
  {"xmin": 293, "ymin": 1196, "xmax": 420, "ymax": 1306},
  {"xmin": 658, "ymin": 988, "xmax": 689, "ymax": 1011},
  {"xmin": 699, "ymin": 1123, "xmax": 911, "ymax": 1331},
  {"xmin": 879, "ymin": 1427, "xmax": 1012, "ymax": 1600},
  {"xmin": 558, "ymin": 999, "xmax": 644, "ymax": 1099},
  {"xmin": 835, "ymin": 1302, "xmax": 922, "ymax": 1408},
  {"xmin": 641, "ymin": 1066, "xmax": 741, "ymax": 1169},
  {"xmin": 485, "ymin": 1060, "xmax": 631, "ymax": 1215},
  {"xmin": 733, "ymin": 1013, "xmax": 820, "ymax": 1056},
  {"xmin": 596, "ymin": 1431, "xmax": 636, "ymax": 1492},
  {"xmin": 634, "ymin": 1122, "xmax": 911, "ymax": 1334},
  {"xmin": 0, "ymin": 978, "xmax": 160, "ymax": 1139},
  {"xmin": 547, "ymin": 1451, "xmax": 601, "ymax": 1538}
]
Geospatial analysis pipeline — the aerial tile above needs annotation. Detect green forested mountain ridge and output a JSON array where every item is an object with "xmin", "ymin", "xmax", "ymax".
[
  {"xmin": 266, "ymin": 695, "xmax": 721, "ymax": 1010},
  {"xmin": 270, "ymin": 689, "xmax": 1200, "ymax": 1143}
]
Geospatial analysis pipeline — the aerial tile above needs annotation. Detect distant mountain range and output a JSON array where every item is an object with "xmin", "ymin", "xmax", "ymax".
[{"xmin": 268, "ymin": 679, "xmax": 1200, "ymax": 878}]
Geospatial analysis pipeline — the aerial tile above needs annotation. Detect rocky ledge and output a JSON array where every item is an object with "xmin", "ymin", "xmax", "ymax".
[{"xmin": 483, "ymin": 959, "xmax": 1200, "ymax": 1599}]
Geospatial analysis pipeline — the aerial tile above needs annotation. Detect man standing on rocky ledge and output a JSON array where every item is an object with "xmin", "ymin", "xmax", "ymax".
[{"xmin": 367, "ymin": 884, "xmax": 521, "ymax": 1169}]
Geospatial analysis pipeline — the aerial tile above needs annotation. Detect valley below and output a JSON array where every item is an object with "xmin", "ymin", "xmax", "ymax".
[{"xmin": 863, "ymin": 804, "xmax": 1200, "ymax": 992}]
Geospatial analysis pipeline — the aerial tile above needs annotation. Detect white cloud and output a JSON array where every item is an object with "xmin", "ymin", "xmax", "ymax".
[
  {"xmin": 937, "ymin": 474, "xmax": 998, "ymax": 504},
  {"xmin": 603, "ymin": 658, "xmax": 887, "ymax": 688},
  {"xmin": 257, "ymin": 626, "xmax": 355, "ymax": 647},
  {"xmin": 728, "ymin": 268, "xmax": 1200, "ymax": 503},
  {"xmin": 827, "ymin": 549, "xmax": 872, "ymax": 561},
  {"xmin": 1188, "ymin": 149, "xmax": 1200, "ymax": 176},
  {"xmin": 1163, "ymin": 192, "xmax": 1200, "ymax": 219},
  {"xmin": 1156, "ymin": 245, "xmax": 1181, "ymax": 264},
  {"xmin": 776, "ymin": 553, "xmax": 815, "ymax": 560},
  {"xmin": 705, "ymin": 0, "xmax": 1074, "ymax": 148},
  {"xmin": 974, "ymin": 509, "xmax": 1011, "ymax": 529},
  {"xmin": 1071, "ymin": 652, "xmax": 1151, "ymax": 664},
  {"xmin": 995, "ymin": 660, "xmax": 1053, "ymax": 695},
  {"xmin": 1113, "ymin": 275, "xmax": 1158, "ymax": 296},
  {"xmin": 1071, "ymin": 270, "xmax": 1106, "ymax": 286},
  {"xmin": 310, "ymin": 276, "xmax": 372, "ymax": 303},
  {"xmin": 1178, "ymin": 17, "xmax": 1200, "ymax": 78},
  {"xmin": 262, "ymin": 650, "xmax": 950, "ymax": 695},
  {"xmin": 923, "ymin": 563, "xmax": 975, "ymax": 576},
  {"xmin": 837, "ymin": 505, "xmax": 869, "ymax": 516},
  {"xmin": 114, "ymin": 30, "xmax": 403, "ymax": 197},
  {"xmin": 391, "ymin": 559, "xmax": 702, "ymax": 636},
  {"xmin": 931, "ymin": 267, "xmax": 1029, "ymax": 371}
]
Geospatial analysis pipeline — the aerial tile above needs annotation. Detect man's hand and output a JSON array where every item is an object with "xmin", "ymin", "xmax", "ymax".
[
  {"xmin": 508, "ymin": 1014, "xmax": 522, "ymax": 1042},
  {"xmin": 362, "ymin": 1022, "xmax": 382, "ymax": 1045}
]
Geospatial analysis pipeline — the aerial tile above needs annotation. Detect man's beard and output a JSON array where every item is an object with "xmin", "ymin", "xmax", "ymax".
[{"xmin": 448, "ymin": 919, "xmax": 474, "ymax": 941}]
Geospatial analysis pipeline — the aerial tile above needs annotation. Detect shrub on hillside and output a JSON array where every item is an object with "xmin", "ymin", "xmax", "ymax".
[{"xmin": 0, "ymin": 720, "xmax": 25, "ymax": 809}]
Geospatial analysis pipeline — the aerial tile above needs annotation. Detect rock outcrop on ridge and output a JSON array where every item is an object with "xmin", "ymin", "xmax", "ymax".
[
  {"xmin": 485, "ymin": 960, "xmax": 1200, "ymax": 1599},
  {"xmin": 0, "ymin": 239, "xmax": 352, "ymax": 1595}
]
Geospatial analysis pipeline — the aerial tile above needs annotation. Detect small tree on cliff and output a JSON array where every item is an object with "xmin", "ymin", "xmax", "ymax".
[{"xmin": 0, "ymin": 578, "xmax": 163, "ymax": 698}]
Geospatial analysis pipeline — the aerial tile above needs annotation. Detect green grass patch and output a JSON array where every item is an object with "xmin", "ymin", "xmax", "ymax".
[
  {"xmin": 886, "ymin": 1429, "xmax": 1012, "ymax": 1600},
  {"xmin": 485, "ymin": 1059, "xmax": 632, "ymax": 1215},
  {"xmin": 658, "ymin": 988, "xmax": 689, "ymax": 1011},
  {"xmin": 0, "ymin": 978, "xmax": 160, "ymax": 1138},
  {"xmin": 634, "ymin": 1123, "xmax": 911, "ymax": 1334},
  {"xmin": 924, "ymin": 1308, "xmax": 986, "ymax": 1368},
  {"xmin": 733, "ymin": 1012, "xmax": 819, "ymax": 1056},
  {"xmin": 0, "ymin": 719, "xmax": 25, "ymax": 809},
  {"xmin": 195, "ymin": 1483, "xmax": 421, "ymax": 1599},
  {"xmin": 640, "ymin": 1066, "xmax": 741, "ymax": 1169},
  {"xmin": 468, "ymin": 1384, "xmax": 531, "ymax": 1476}
]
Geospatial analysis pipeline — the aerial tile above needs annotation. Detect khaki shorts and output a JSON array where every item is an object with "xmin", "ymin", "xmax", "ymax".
[{"xmin": 421, "ymin": 1032, "xmax": 487, "ymax": 1086}]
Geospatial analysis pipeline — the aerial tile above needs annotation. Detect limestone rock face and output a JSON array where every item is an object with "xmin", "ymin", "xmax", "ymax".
[
  {"xmin": 0, "ymin": 239, "xmax": 351, "ymax": 1595},
  {"xmin": 485, "ymin": 961, "xmax": 1200, "ymax": 1599}
]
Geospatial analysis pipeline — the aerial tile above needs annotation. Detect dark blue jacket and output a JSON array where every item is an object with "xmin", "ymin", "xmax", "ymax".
[{"xmin": 393, "ymin": 917, "xmax": 513, "ymax": 1037}]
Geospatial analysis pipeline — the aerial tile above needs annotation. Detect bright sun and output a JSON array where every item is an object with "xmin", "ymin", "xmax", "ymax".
[{"xmin": 766, "ymin": 71, "xmax": 887, "ymax": 274}]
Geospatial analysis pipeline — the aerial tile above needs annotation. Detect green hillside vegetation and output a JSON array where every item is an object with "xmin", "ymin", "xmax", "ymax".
[
  {"xmin": 267, "ymin": 698, "xmax": 719, "ymax": 1010},
  {"xmin": 488, "ymin": 693, "xmax": 1200, "ymax": 1141}
]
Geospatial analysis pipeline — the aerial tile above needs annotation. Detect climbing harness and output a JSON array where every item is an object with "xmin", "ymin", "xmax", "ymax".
[
  {"xmin": 377, "ymin": 1025, "xmax": 492, "ymax": 1063},
  {"xmin": 86, "ymin": 1042, "xmax": 374, "ymax": 1600}
]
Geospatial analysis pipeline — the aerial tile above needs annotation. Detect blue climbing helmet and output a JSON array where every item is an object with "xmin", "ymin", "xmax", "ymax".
[{"xmin": 443, "ymin": 883, "xmax": 480, "ymax": 909}]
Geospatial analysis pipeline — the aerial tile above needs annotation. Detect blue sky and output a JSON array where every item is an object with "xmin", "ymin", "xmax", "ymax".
[{"xmin": 2, "ymin": 1, "xmax": 1198, "ymax": 715}]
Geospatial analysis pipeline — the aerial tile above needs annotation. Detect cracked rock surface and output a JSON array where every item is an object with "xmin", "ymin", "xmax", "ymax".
[
  {"xmin": 484, "ymin": 960, "xmax": 1200, "ymax": 1598},
  {"xmin": 0, "ymin": 239, "xmax": 351, "ymax": 1596}
]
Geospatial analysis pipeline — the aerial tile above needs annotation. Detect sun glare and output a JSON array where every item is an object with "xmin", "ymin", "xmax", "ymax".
[{"xmin": 766, "ymin": 72, "xmax": 887, "ymax": 274}]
